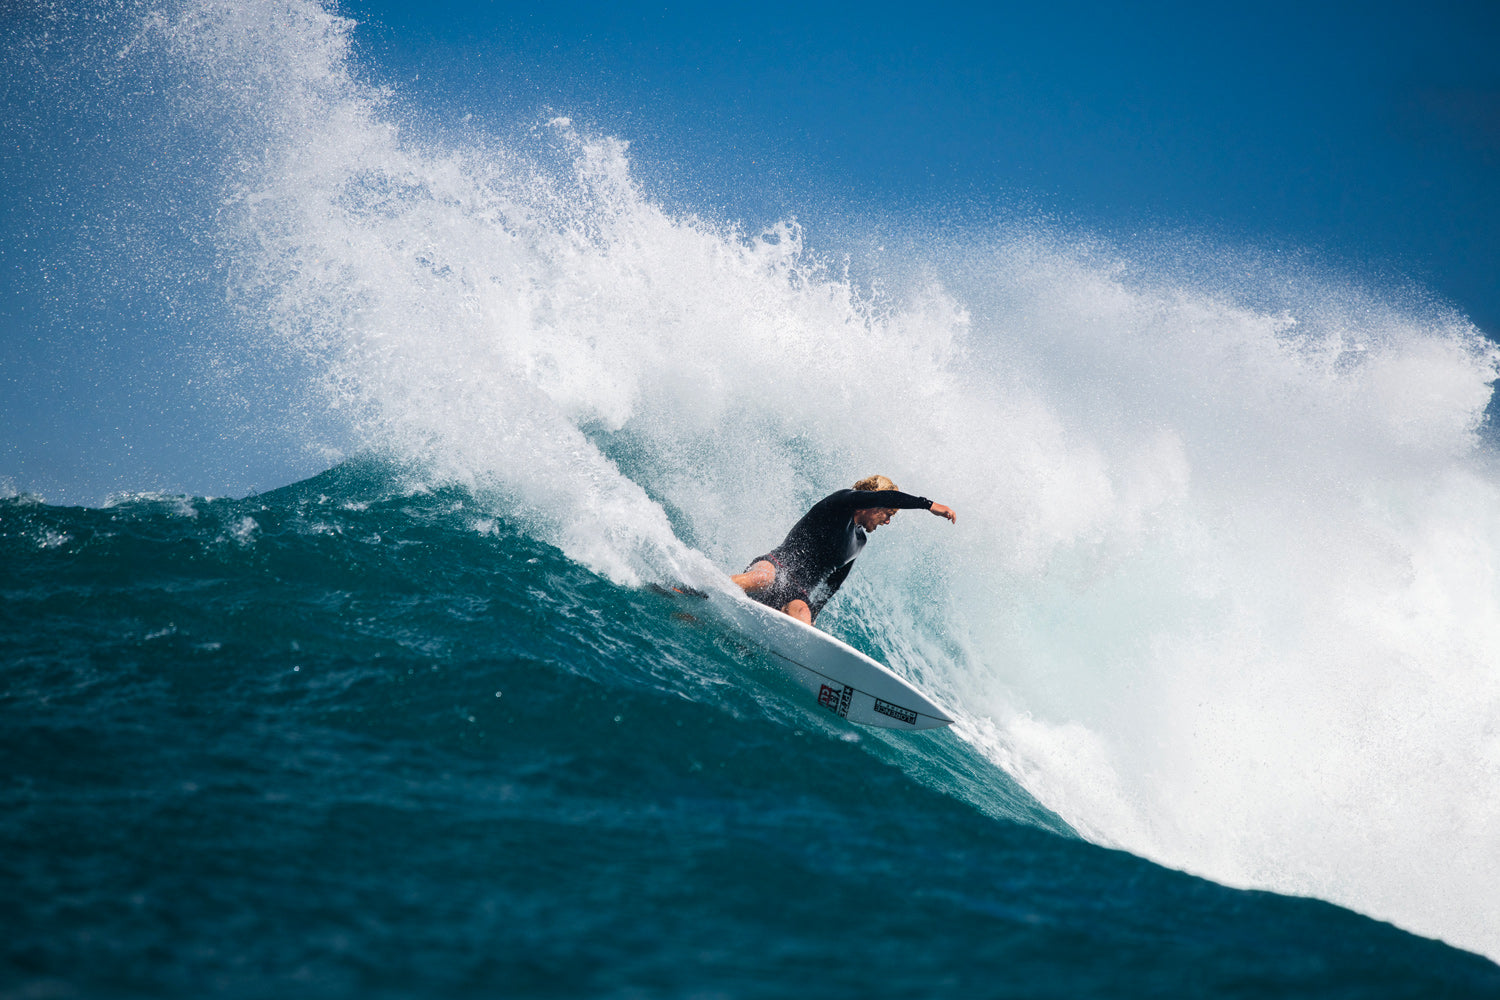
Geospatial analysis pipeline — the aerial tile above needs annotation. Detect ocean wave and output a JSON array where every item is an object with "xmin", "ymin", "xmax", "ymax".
[{"xmin": 8, "ymin": 0, "xmax": 1500, "ymax": 966}]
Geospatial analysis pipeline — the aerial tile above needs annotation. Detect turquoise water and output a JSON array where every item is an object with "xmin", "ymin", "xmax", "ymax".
[{"xmin": 4, "ymin": 464, "xmax": 1497, "ymax": 997}]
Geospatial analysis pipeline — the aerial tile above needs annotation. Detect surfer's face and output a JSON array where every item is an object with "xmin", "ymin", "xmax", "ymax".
[{"xmin": 854, "ymin": 508, "xmax": 898, "ymax": 532}]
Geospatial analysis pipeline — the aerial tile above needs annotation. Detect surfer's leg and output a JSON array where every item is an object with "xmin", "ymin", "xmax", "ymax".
[
  {"xmin": 782, "ymin": 599, "xmax": 813, "ymax": 626},
  {"xmin": 731, "ymin": 560, "xmax": 776, "ymax": 593}
]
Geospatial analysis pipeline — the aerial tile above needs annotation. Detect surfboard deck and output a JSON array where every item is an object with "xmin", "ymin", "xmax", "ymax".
[{"xmin": 661, "ymin": 583, "xmax": 953, "ymax": 731}]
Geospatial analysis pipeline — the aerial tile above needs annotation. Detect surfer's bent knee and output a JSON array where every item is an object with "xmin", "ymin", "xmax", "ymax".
[
  {"xmin": 782, "ymin": 599, "xmax": 813, "ymax": 626},
  {"xmin": 732, "ymin": 560, "xmax": 776, "ymax": 593}
]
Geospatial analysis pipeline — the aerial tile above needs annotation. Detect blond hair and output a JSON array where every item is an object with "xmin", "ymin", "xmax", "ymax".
[{"xmin": 853, "ymin": 474, "xmax": 897, "ymax": 492}]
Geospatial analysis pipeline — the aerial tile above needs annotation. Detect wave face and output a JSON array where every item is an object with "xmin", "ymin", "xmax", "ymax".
[
  {"xmin": 4, "ymin": 473, "xmax": 1498, "ymax": 997},
  {"xmin": 5, "ymin": 0, "xmax": 1500, "ymax": 986}
]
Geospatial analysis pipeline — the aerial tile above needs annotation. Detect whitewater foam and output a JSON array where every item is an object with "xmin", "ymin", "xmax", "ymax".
[{"xmin": 67, "ymin": 0, "xmax": 1500, "ymax": 962}]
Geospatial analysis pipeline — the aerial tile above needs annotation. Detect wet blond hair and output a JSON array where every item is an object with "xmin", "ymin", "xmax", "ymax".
[{"xmin": 853, "ymin": 474, "xmax": 897, "ymax": 492}]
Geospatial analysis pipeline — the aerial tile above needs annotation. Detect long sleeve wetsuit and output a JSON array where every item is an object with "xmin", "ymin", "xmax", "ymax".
[{"xmin": 744, "ymin": 489, "xmax": 933, "ymax": 620}]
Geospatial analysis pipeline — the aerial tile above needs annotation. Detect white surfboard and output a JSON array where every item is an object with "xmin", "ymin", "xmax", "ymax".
[{"xmin": 669, "ymin": 584, "xmax": 953, "ymax": 731}]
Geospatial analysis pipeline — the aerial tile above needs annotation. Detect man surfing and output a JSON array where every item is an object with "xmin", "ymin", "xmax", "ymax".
[{"xmin": 730, "ymin": 475, "xmax": 956, "ymax": 625}]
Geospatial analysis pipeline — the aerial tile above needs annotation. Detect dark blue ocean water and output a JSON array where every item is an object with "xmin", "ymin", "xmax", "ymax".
[{"xmin": 4, "ymin": 463, "xmax": 1497, "ymax": 998}]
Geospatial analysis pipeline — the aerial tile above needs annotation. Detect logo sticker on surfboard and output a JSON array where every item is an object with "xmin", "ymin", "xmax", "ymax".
[
  {"xmin": 818, "ymin": 683, "xmax": 854, "ymax": 718},
  {"xmin": 873, "ymin": 698, "xmax": 918, "ymax": 725}
]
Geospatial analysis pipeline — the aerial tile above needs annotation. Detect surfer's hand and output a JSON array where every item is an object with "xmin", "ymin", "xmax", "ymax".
[{"xmin": 930, "ymin": 502, "xmax": 956, "ymax": 524}]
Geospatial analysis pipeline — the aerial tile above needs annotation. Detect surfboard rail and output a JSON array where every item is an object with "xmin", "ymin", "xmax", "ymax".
[{"xmin": 668, "ymin": 583, "xmax": 952, "ymax": 731}]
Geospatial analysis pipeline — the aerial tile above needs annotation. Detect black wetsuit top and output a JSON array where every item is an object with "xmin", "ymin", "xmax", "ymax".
[{"xmin": 745, "ymin": 489, "xmax": 933, "ymax": 620}]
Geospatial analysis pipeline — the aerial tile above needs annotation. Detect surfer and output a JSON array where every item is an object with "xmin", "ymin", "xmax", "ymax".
[{"xmin": 730, "ymin": 475, "xmax": 956, "ymax": 625}]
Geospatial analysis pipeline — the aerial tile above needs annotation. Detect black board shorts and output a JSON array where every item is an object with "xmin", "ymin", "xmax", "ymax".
[{"xmin": 743, "ymin": 553, "xmax": 811, "ymax": 613}]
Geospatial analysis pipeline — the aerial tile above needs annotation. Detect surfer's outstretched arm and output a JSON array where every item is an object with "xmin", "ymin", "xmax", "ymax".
[{"xmin": 828, "ymin": 489, "xmax": 956, "ymax": 524}]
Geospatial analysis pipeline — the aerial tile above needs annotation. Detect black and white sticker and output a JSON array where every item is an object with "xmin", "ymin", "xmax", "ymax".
[
  {"xmin": 873, "ymin": 698, "xmax": 918, "ymax": 725},
  {"xmin": 818, "ymin": 683, "xmax": 854, "ymax": 718}
]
